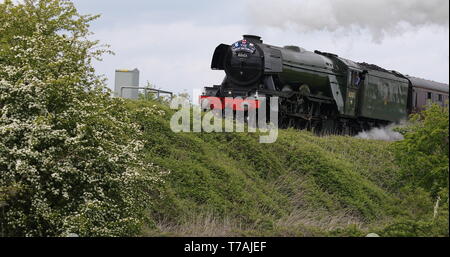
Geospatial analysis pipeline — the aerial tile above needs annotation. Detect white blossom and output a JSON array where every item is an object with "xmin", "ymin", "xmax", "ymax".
[{"xmin": 0, "ymin": 0, "xmax": 168, "ymax": 237}]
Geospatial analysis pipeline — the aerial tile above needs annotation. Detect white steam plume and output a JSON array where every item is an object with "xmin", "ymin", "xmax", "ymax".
[
  {"xmin": 246, "ymin": 0, "xmax": 449, "ymax": 42},
  {"xmin": 355, "ymin": 125, "xmax": 404, "ymax": 142}
]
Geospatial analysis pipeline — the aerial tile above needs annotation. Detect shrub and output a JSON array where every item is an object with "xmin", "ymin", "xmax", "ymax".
[
  {"xmin": 393, "ymin": 104, "xmax": 449, "ymax": 197},
  {"xmin": 0, "ymin": 0, "xmax": 164, "ymax": 236}
]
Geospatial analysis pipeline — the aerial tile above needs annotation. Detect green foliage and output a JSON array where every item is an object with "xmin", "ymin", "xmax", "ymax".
[
  {"xmin": 0, "ymin": 0, "xmax": 163, "ymax": 237},
  {"xmin": 127, "ymin": 99, "xmax": 447, "ymax": 237},
  {"xmin": 379, "ymin": 215, "xmax": 449, "ymax": 237},
  {"xmin": 125, "ymin": 100, "xmax": 289, "ymax": 227},
  {"xmin": 327, "ymin": 225, "xmax": 366, "ymax": 237},
  {"xmin": 393, "ymin": 104, "xmax": 449, "ymax": 197},
  {"xmin": 1, "ymin": 0, "xmax": 446, "ymax": 238}
]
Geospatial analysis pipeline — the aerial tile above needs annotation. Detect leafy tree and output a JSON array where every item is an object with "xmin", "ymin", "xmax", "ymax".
[
  {"xmin": 0, "ymin": 0, "xmax": 164, "ymax": 236},
  {"xmin": 394, "ymin": 104, "xmax": 449, "ymax": 198}
]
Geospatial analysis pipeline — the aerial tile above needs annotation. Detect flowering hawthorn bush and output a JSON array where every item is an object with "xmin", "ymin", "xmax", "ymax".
[{"xmin": 0, "ymin": 0, "xmax": 165, "ymax": 236}]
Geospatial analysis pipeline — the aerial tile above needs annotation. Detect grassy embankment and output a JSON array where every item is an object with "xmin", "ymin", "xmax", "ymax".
[{"xmin": 125, "ymin": 99, "xmax": 448, "ymax": 237}]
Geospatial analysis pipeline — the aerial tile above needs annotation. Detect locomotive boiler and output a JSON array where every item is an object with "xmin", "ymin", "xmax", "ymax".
[{"xmin": 203, "ymin": 35, "xmax": 449, "ymax": 134}]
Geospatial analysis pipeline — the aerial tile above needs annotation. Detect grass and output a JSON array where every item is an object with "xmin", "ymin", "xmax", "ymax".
[{"xmin": 126, "ymin": 99, "xmax": 448, "ymax": 237}]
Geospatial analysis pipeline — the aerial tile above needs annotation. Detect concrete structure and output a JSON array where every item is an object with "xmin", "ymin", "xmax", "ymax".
[{"xmin": 114, "ymin": 69, "xmax": 140, "ymax": 99}]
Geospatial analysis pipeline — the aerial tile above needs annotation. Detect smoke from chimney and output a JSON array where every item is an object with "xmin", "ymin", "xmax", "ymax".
[{"xmin": 246, "ymin": 0, "xmax": 449, "ymax": 42}]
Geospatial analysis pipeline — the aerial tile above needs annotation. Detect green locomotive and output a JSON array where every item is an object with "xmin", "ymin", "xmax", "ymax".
[{"xmin": 204, "ymin": 35, "xmax": 449, "ymax": 134}]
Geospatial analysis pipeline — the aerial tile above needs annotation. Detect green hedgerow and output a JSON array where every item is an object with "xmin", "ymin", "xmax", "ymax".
[{"xmin": 0, "ymin": 0, "xmax": 166, "ymax": 237}]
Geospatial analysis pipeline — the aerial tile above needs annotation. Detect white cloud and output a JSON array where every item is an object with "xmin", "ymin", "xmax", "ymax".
[
  {"xmin": 4, "ymin": 0, "xmax": 446, "ymax": 94},
  {"xmin": 244, "ymin": 25, "xmax": 449, "ymax": 84},
  {"xmin": 94, "ymin": 20, "xmax": 448, "ymax": 97},
  {"xmin": 246, "ymin": 0, "xmax": 449, "ymax": 42}
]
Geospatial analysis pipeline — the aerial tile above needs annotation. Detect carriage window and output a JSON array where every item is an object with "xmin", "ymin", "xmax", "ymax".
[
  {"xmin": 438, "ymin": 94, "xmax": 443, "ymax": 102},
  {"xmin": 427, "ymin": 92, "xmax": 432, "ymax": 100}
]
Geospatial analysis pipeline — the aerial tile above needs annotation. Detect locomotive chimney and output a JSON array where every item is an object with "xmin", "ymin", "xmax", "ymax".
[{"xmin": 243, "ymin": 35, "xmax": 263, "ymax": 44}]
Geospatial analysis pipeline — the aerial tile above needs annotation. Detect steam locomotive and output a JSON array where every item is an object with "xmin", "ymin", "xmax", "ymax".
[{"xmin": 203, "ymin": 35, "xmax": 449, "ymax": 134}]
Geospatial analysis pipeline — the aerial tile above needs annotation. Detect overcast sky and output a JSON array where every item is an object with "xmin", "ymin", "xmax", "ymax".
[{"xmin": 69, "ymin": 0, "xmax": 449, "ymax": 95}]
